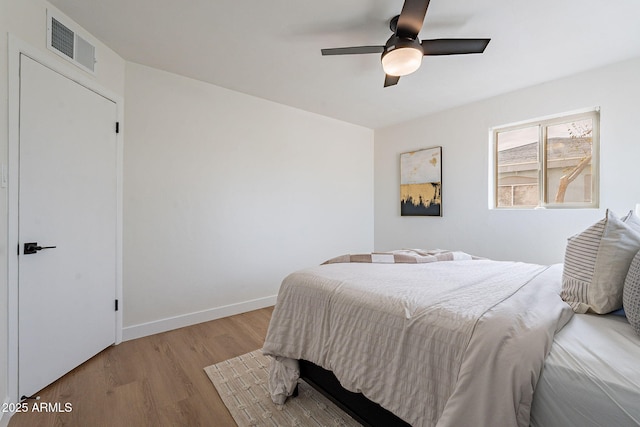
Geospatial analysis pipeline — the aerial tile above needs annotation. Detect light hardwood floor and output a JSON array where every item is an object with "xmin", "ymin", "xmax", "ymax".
[{"xmin": 8, "ymin": 306, "xmax": 274, "ymax": 427}]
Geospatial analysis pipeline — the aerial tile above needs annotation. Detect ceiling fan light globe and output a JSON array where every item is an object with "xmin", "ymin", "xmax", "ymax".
[{"xmin": 382, "ymin": 47, "xmax": 422, "ymax": 76}]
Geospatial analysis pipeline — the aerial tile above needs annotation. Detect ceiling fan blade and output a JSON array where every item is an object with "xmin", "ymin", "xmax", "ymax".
[
  {"xmin": 396, "ymin": 0, "xmax": 431, "ymax": 39},
  {"xmin": 321, "ymin": 46, "xmax": 385, "ymax": 56},
  {"xmin": 384, "ymin": 74, "xmax": 400, "ymax": 87},
  {"xmin": 421, "ymin": 38, "xmax": 490, "ymax": 55}
]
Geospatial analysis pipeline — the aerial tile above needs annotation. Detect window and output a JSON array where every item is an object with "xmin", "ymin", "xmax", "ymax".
[{"xmin": 492, "ymin": 109, "xmax": 599, "ymax": 209}]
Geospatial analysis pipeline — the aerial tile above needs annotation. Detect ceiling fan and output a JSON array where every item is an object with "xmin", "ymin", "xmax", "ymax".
[{"xmin": 321, "ymin": 0, "xmax": 490, "ymax": 87}]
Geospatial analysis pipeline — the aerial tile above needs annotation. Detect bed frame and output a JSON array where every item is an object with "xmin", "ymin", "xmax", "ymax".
[{"xmin": 295, "ymin": 359, "xmax": 410, "ymax": 427}]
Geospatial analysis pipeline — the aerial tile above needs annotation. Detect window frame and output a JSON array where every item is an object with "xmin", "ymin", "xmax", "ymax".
[{"xmin": 491, "ymin": 109, "xmax": 600, "ymax": 210}]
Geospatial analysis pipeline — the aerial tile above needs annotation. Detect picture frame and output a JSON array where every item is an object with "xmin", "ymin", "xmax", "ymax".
[{"xmin": 400, "ymin": 146, "xmax": 442, "ymax": 216}]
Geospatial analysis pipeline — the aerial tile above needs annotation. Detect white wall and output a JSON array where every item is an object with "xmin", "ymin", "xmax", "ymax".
[
  {"xmin": 0, "ymin": 0, "xmax": 125, "ymax": 414},
  {"xmin": 123, "ymin": 62, "xmax": 373, "ymax": 334},
  {"xmin": 375, "ymin": 57, "xmax": 640, "ymax": 265},
  {"xmin": 1, "ymin": 1, "xmax": 372, "ymax": 404}
]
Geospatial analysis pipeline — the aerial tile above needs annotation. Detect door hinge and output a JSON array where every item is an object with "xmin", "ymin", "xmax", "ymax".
[
  {"xmin": 115, "ymin": 122, "xmax": 120, "ymax": 134},
  {"xmin": 115, "ymin": 299, "xmax": 119, "ymax": 311}
]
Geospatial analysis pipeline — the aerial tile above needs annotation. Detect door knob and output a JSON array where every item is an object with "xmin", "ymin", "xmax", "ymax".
[{"xmin": 24, "ymin": 242, "xmax": 57, "ymax": 255}]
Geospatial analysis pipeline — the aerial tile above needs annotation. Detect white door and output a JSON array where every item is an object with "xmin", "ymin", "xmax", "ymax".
[{"xmin": 18, "ymin": 54, "xmax": 117, "ymax": 398}]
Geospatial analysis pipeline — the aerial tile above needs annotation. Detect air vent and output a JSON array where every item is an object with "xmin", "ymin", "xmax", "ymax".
[
  {"xmin": 51, "ymin": 18, "xmax": 74, "ymax": 58},
  {"xmin": 74, "ymin": 34, "xmax": 96, "ymax": 71},
  {"xmin": 47, "ymin": 10, "xmax": 96, "ymax": 74}
]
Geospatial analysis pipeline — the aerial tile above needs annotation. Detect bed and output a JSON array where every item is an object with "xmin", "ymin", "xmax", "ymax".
[
  {"xmin": 531, "ymin": 312, "xmax": 640, "ymax": 427},
  {"xmin": 262, "ymin": 250, "xmax": 640, "ymax": 426}
]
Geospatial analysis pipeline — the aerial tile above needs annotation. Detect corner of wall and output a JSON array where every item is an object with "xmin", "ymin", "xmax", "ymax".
[
  {"xmin": 1, "ymin": 6, "xmax": 11, "ymax": 420},
  {"xmin": 0, "ymin": 395, "xmax": 12, "ymax": 427}
]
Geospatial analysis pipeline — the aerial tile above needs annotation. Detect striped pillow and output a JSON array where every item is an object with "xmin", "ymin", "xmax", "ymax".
[
  {"xmin": 624, "ymin": 251, "xmax": 640, "ymax": 335},
  {"xmin": 561, "ymin": 210, "xmax": 640, "ymax": 314}
]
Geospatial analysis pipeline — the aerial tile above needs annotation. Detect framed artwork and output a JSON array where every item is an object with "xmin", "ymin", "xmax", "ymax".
[{"xmin": 400, "ymin": 146, "xmax": 442, "ymax": 216}]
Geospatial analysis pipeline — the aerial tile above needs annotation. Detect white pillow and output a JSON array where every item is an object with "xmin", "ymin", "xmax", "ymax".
[
  {"xmin": 624, "ymin": 251, "xmax": 640, "ymax": 336},
  {"xmin": 622, "ymin": 209, "xmax": 640, "ymax": 233},
  {"xmin": 561, "ymin": 210, "xmax": 640, "ymax": 314}
]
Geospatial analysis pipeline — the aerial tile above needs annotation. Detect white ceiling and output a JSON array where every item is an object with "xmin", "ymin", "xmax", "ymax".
[{"xmin": 49, "ymin": 0, "xmax": 640, "ymax": 129}]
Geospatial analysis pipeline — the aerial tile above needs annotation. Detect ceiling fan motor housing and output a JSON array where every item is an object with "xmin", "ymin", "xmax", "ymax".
[
  {"xmin": 382, "ymin": 35, "xmax": 424, "ymax": 76},
  {"xmin": 383, "ymin": 35, "xmax": 423, "ymax": 56}
]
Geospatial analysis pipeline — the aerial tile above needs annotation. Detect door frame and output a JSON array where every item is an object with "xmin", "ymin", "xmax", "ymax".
[{"xmin": 7, "ymin": 34, "xmax": 124, "ymax": 404}]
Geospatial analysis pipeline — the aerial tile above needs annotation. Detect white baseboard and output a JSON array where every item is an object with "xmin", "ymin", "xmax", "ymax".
[
  {"xmin": 122, "ymin": 295, "xmax": 277, "ymax": 341},
  {"xmin": 0, "ymin": 396, "xmax": 12, "ymax": 427}
]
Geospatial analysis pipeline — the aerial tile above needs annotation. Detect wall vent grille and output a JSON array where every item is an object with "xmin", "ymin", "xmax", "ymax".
[
  {"xmin": 51, "ymin": 18, "xmax": 74, "ymax": 58},
  {"xmin": 47, "ymin": 10, "xmax": 96, "ymax": 74}
]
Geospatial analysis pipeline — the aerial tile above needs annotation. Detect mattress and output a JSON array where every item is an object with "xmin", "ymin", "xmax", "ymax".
[{"xmin": 531, "ymin": 313, "xmax": 640, "ymax": 426}]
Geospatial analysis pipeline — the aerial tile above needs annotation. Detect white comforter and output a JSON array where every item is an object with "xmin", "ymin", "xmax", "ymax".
[{"xmin": 262, "ymin": 260, "xmax": 573, "ymax": 427}]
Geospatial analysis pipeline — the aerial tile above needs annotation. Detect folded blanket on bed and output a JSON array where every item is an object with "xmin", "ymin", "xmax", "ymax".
[{"xmin": 322, "ymin": 248, "xmax": 480, "ymax": 264}]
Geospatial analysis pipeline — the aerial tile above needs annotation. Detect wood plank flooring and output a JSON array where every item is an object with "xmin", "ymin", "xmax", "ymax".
[{"xmin": 8, "ymin": 306, "xmax": 274, "ymax": 427}]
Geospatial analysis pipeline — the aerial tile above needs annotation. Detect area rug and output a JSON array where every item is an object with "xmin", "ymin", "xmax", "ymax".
[{"xmin": 205, "ymin": 350, "xmax": 360, "ymax": 426}]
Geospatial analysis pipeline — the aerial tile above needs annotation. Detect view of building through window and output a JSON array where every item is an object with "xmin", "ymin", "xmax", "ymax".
[
  {"xmin": 495, "ymin": 111, "xmax": 597, "ymax": 208},
  {"xmin": 496, "ymin": 126, "xmax": 540, "ymax": 207}
]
